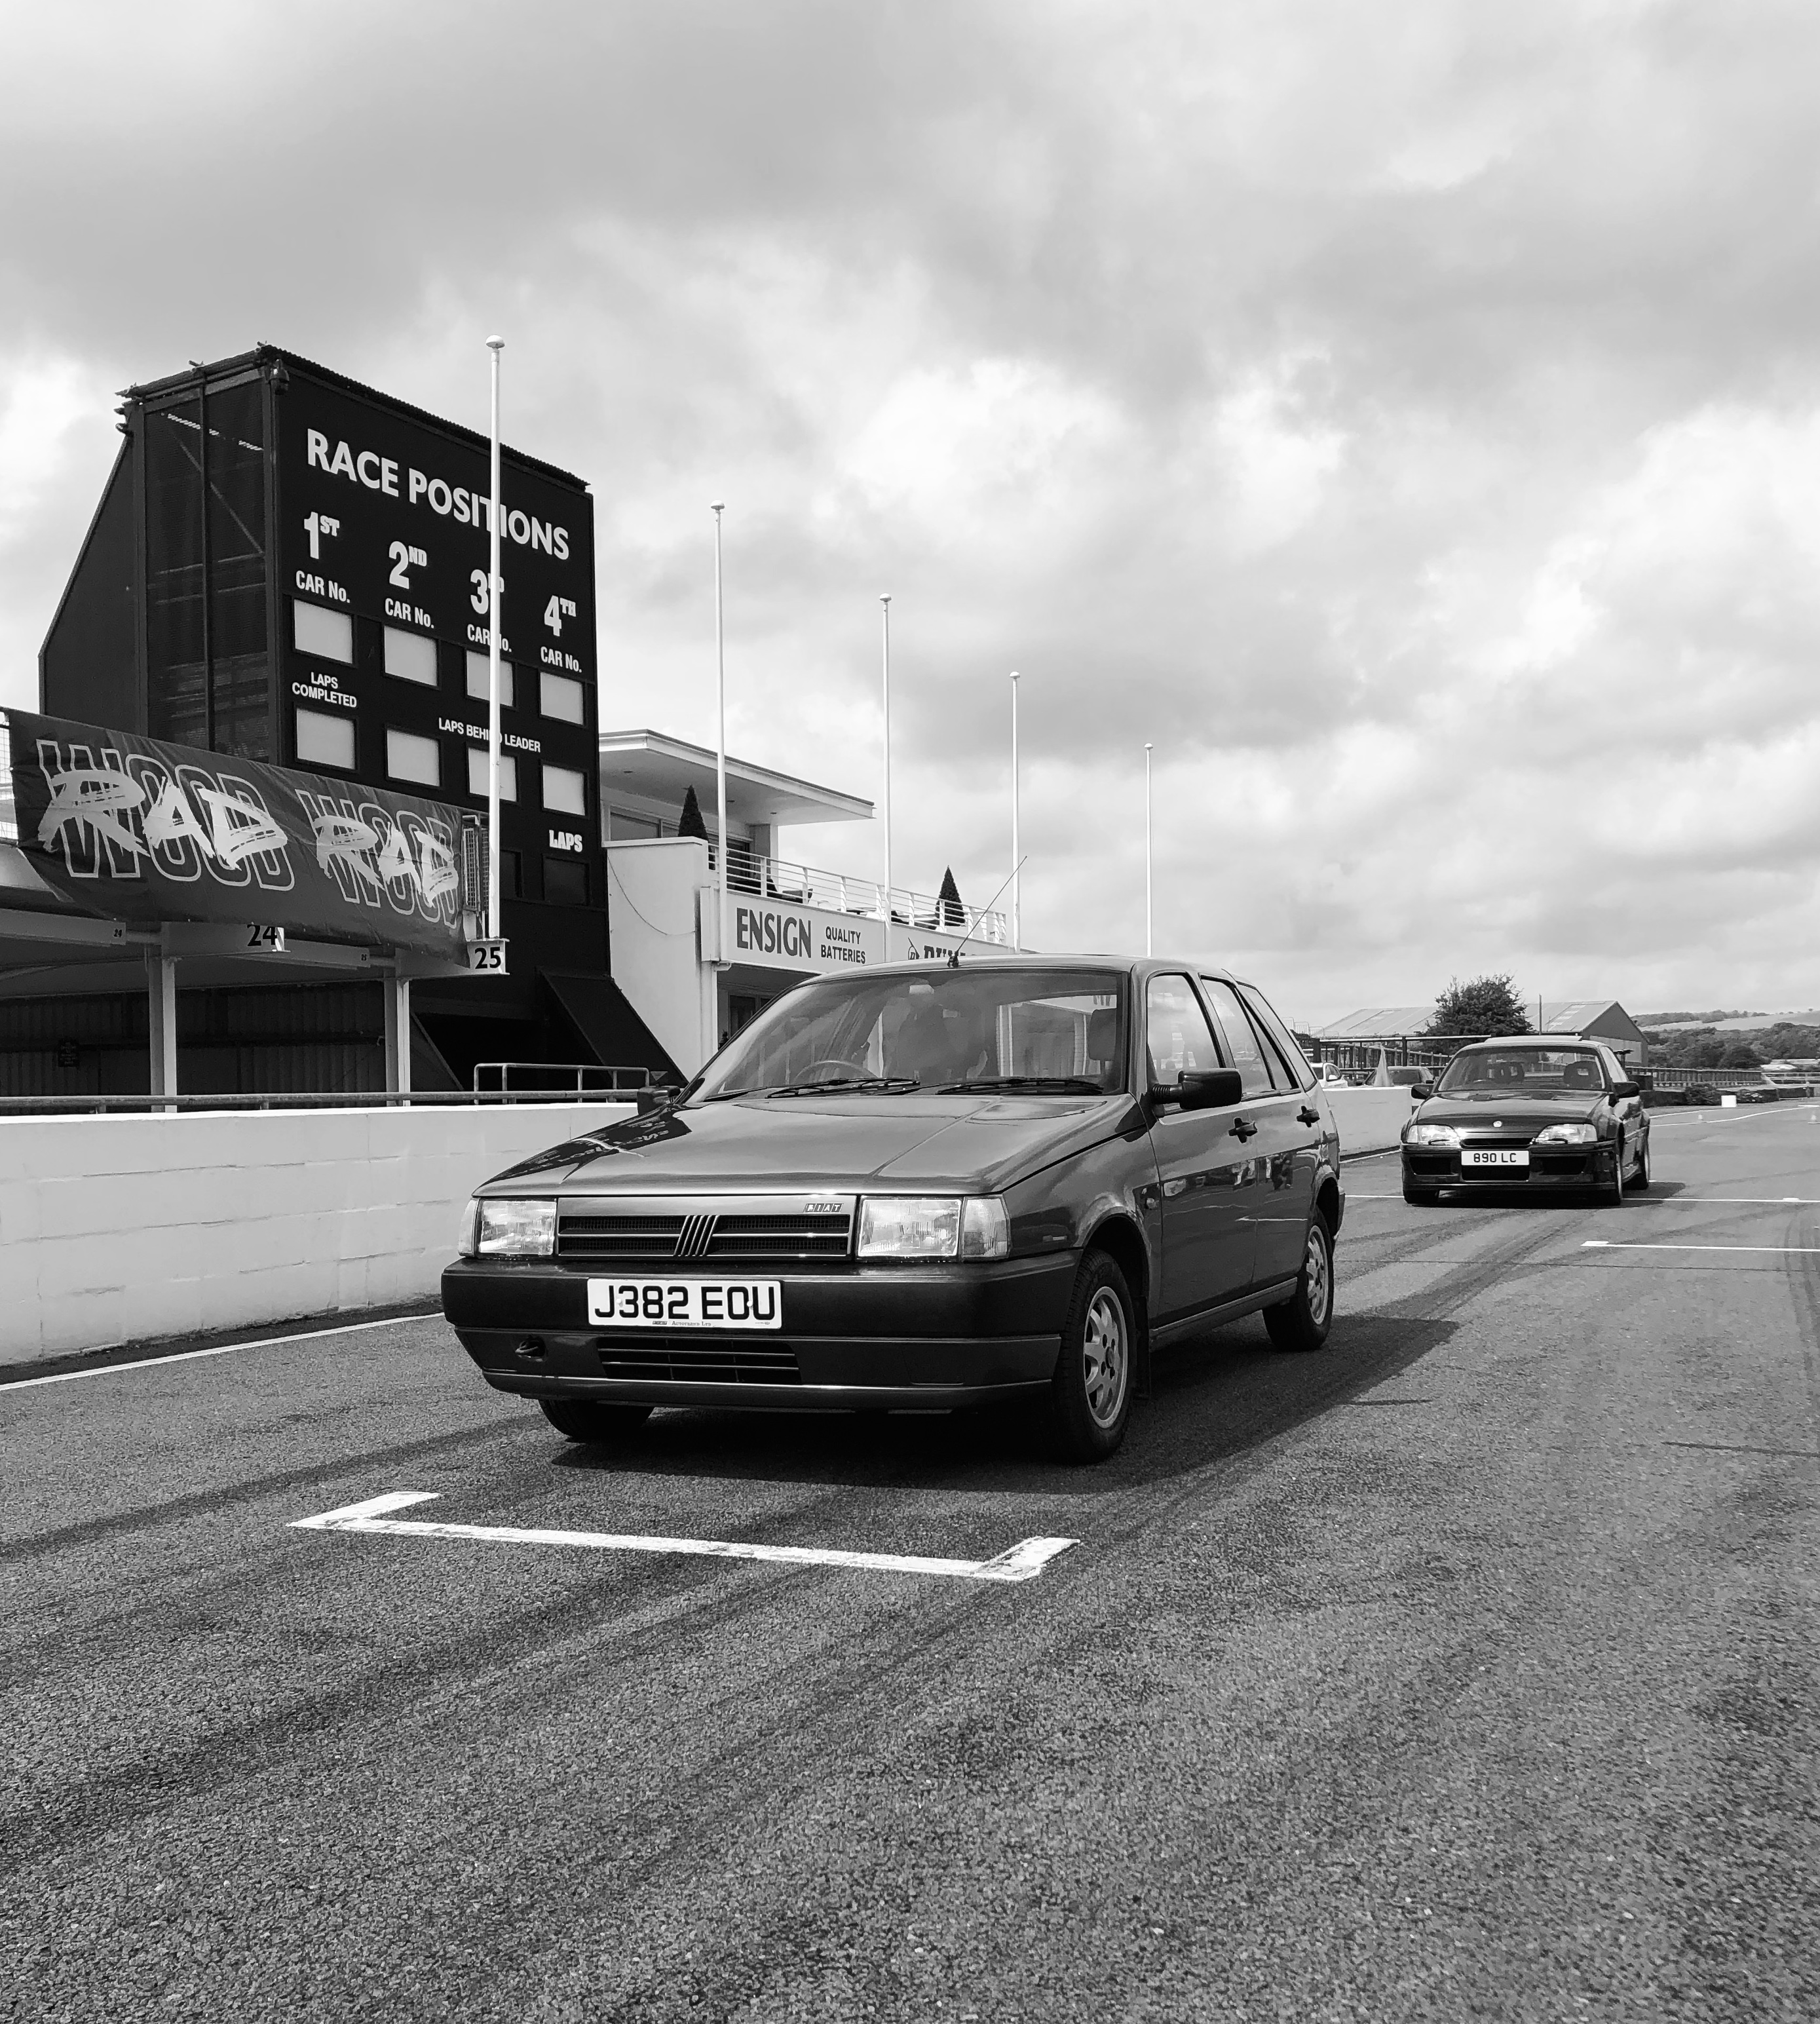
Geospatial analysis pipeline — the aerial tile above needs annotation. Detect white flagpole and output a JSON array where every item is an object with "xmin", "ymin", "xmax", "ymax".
[
  {"xmin": 485, "ymin": 336, "xmax": 504, "ymax": 942},
  {"xmin": 713, "ymin": 502, "xmax": 727, "ymax": 982},
  {"xmin": 880, "ymin": 594, "xmax": 892, "ymax": 936},
  {"xmin": 1144, "ymin": 742, "xmax": 1153, "ymax": 957},
  {"xmin": 1010, "ymin": 670, "xmax": 1021, "ymax": 951}
]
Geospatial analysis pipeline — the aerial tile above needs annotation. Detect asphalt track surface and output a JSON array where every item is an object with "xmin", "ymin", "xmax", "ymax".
[{"xmin": 5, "ymin": 1107, "xmax": 1819, "ymax": 2023}]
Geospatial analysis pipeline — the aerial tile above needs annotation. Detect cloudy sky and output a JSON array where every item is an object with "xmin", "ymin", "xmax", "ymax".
[{"xmin": 5, "ymin": 0, "xmax": 1819, "ymax": 1024}]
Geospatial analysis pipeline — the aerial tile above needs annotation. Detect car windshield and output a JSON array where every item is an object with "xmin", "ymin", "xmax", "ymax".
[
  {"xmin": 693, "ymin": 968, "xmax": 1129, "ymax": 1099},
  {"xmin": 1435, "ymin": 1046, "xmax": 1608, "ymax": 1096}
]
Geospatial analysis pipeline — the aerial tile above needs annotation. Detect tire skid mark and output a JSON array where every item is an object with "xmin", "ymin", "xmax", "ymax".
[{"xmin": 0, "ymin": 1417, "xmax": 537, "ymax": 1568}]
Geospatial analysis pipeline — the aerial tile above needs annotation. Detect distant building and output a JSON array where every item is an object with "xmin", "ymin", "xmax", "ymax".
[
  {"xmin": 1540, "ymin": 1001, "xmax": 1648, "ymax": 1068},
  {"xmin": 1315, "ymin": 999, "xmax": 1648, "ymax": 1067},
  {"xmin": 1311, "ymin": 1006, "xmax": 1438, "ymax": 1041}
]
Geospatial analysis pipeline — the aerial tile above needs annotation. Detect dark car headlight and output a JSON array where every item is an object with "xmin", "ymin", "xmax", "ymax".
[
  {"xmin": 856, "ymin": 1196, "xmax": 1010, "ymax": 1261},
  {"xmin": 459, "ymin": 1197, "xmax": 557, "ymax": 1257},
  {"xmin": 1403, "ymin": 1123, "xmax": 1460, "ymax": 1149},
  {"xmin": 1532, "ymin": 1122, "xmax": 1598, "ymax": 1146}
]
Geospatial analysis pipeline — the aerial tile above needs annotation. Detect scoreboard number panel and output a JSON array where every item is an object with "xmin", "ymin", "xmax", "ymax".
[{"xmin": 277, "ymin": 377, "xmax": 596, "ymax": 685}]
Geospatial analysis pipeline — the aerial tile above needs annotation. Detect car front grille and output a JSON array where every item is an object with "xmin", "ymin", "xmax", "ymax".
[
  {"xmin": 556, "ymin": 1197, "xmax": 855, "ymax": 1264},
  {"xmin": 595, "ymin": 1343, "xmax": 801, "ymax": 1384},
  {"xmin": 559, "ymin": 1213, "xmax": 689, "ymax": 1259}
]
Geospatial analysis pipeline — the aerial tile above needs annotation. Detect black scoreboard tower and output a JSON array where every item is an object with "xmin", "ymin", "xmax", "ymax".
[{"xmin": 39, "ymin": 344, "xmax": 671, "ymax": 1090}]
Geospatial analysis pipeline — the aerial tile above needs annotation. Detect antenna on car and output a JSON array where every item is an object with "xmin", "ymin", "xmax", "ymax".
[{"xmin": 947, "ymin": 857, "xmax": 1026, "ymax": 967}]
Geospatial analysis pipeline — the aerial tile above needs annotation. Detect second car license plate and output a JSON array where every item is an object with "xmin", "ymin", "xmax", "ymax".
[
  {"xmin": 1464, "ymin": 1149, "xmax": 1528, "ymax": 1168},
  {"xmin": 586, "ymin": 1278, "xmax": 782, "ymax": 1329}
]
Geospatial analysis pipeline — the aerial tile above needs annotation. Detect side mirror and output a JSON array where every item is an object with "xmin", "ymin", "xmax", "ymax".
[
  {"xmin": 1167, "ymin": 1068, "xmax": 1245, "ymax": 1112},
  {"xmin": 1609, "ymin": 1080, "xmax": 1640, "ymax": 1101},
  {"xmin": 1409, "ymin": 1081, "xmax": 1431, "ymax": 1100}
]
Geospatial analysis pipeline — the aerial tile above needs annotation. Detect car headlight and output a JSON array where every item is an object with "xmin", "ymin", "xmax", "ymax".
[
  {"xmin": 857, "ymin": 1196, "xmax": 1010, "ymax": 1261},
  {"xmin": 1404, "ymin": 1123, "xmax": 1461, "ymax": 1149},
  {"xmin": 1533, "ymin": 1122, "xmax": 1598, "ymax": 1145},
  {"xmin": 464, "ymin": 1197, "xmax": 557, "ymax": 1257}
]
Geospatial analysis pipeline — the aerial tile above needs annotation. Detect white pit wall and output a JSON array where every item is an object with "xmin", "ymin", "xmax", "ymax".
[
  {"xmin": 1325, "ymin": 1086, "xmax": 1419, "ymax": 1158},
  {"xmin": 0, "ymin": 1102, "xmax": 632, "ymax": 1365}
]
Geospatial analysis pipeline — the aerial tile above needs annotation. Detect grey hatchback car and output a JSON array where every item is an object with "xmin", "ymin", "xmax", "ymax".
[{"xmin": 442, "ymin": 957, "xmax": 1345, "ymax": 1461}]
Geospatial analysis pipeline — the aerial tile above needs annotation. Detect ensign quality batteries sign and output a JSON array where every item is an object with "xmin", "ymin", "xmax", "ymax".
[
  {"xmin": 277, "ymin": 373, "xmax": 595, "ymax": 683},
  {"xmin": 729, "ymin": 897, "xmax": 972, "ymax": 971},
  {"xmin": 4, "ymin": 709, "xmax": 466, "ymax": 959}
]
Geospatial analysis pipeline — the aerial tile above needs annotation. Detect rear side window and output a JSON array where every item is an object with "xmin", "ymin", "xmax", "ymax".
[
  {"xmin": 1145, "ymin": 974, "xmax": 1224, "ymax": 1086},
  {"xmin": 1198, "ymin": 978, "xmax": 1278, "ymax": 1096},
  {"xmin": 1237, "ymin": 983, "xmax": 1316, "ymax": 1092}
]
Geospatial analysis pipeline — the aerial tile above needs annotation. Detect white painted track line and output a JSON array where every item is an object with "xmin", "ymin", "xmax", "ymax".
[
  {"xmin": 1351, "ymin": 1193, "xmax": 1820, "ymax": 1204},
  {"xmin": 1583, "ymin": 1240, "xmax": 1820, "ymax": 1255},
  {"xmin": 292, "ymin": 1491, "xmax": 1080, "ymax": 1584},
  {"xmin": 0, "ymin": 1314, "xmax": 437, "ymax": 1392}
]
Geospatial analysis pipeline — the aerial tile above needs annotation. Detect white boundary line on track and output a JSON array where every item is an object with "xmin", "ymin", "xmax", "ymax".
[
  {"xmin": 292, "ymin": 1491, "xmax": 1079, "ymax": 1584},
  {"xmin": 1351, "ymin": 1193, "xmax": 1819, "ymax": 1204},
  {"xmin": 0, "ymin": 1313, "xmax": 438, "ymax": 1392},
  {"xmin": 1583, "ymin": 1240, "xmax": 1820, "ymax": 1255}
]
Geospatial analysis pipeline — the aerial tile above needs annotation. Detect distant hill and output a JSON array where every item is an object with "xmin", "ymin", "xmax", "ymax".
[{"xmin": 1635, "ymin": 1009, "xmax": 1758, "ymax": 1027}]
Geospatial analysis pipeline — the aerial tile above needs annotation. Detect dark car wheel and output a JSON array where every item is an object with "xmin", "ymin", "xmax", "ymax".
[
  {"xmin": 1631, "ymin": 1130, "xmax": 1651, "ymax": 1192},
  {"xmin": 1264, "ymin": 1211, "xmax": 1335, "ymax": 1353},
  {"xmin": 539, "ymin": 1398, "xmax": 654, "ymax": 1444},
  {"xmin": 1602, "ymin": 1135, "xmax": 1626, "ymax": 1207},
  {"xmin": 1403, "ymin": 1174, "xmax": 1440, "ymax": 1205},
  {"xmin": 1048, "ymin": 1250, "xmax": 1135, "ymax": 1463}
]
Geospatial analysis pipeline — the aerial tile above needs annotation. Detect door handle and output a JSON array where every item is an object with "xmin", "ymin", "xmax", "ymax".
[
  {"xmin": 1297, "ymin": 1106, "xmax": 1321, "ymax": 1126},
  {"xmin": 1230, "ymin": 1117, "xmax": 1258, "ymax": 1141}
]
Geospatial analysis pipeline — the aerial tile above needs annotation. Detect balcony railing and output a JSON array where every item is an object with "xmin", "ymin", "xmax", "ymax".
[{"xmin": 694, "ymin": 843, "xmax": 1008, "ymax": 944}]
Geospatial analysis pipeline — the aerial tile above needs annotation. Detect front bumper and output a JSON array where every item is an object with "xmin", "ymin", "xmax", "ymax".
[
  {"xmin": 441, "ymin": 1253, "xmax": 1076, "ymax": 1410},
  {"xmin": 1402, "ymin": 1143, "xmax": 1619, "ymax": 1190}
]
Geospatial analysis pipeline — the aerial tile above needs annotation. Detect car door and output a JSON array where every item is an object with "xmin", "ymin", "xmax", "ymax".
[
  {"xmin": 1200, "ymin": 977, "xmax": 1319, "ymax": 1288},
  {"xmin": 1601, "ymin": 1044, "xmax": 1646, "ymax": 1167},
  {"xmin": 1144, "ymin": 972, "xmax": 1255, "ymax": 1318}
]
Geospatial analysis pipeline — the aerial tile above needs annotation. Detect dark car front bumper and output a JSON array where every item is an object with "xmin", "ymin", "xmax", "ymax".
[
  {"xmin": 441, "ymin": 1253, "xmax": 1077, "ymax": 1411},
  {"xmin": 1402, "ymin": 1142, "xmax": 1620, "ymax": 1191}
]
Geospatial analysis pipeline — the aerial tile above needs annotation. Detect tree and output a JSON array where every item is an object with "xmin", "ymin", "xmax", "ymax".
[
  {"xmin": 1719, "ymin": 1042, "xmax": 1761, "ymax": 1070},
  {"xmin": 1431, "ymin": 974, "xmax": 1533, "ymax": 1038},
  {"xmin": 677, "ymin": 784, "xmax": 709, "ymax": 840},
  {"xmin": 937, "ymin": 867, "xmax": 964, "ymax": 928}
]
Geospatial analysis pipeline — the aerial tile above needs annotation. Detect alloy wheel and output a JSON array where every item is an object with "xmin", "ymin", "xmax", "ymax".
[
  {"xmin": 1082, "ymin": 1287, "xmax": 1129, "ymax": 1428},
  {"xmin": 1304, "ymin": 1224, "xmax": 1332, "ymax": 1327}
]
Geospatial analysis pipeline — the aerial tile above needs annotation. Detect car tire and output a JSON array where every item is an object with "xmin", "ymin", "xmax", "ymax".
[
  {"xmin": 1402, "ymin": 1175, "xmax": 1440, "ymax": 1205},
  {"xmin": 1631, "ymin": 1132, "xmax": 1651, "ymax": 1192},
  {"xmin": 1264, "ymin": 1210, "xmax": 1336, "ymax": 1353},
  {"xmin": 1602, "ymin": 1135, "xmax": 1626, "ymax": 1208},
  {"xmin": 1048, "ymin": 1250, "xmax": 1135, "ymax": 1463},
  {"xmin": 539, "ymin": 1398, "xmax": 653, "ymax": 1444}
]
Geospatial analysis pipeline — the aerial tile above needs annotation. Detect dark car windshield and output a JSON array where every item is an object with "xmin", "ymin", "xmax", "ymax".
[
  {"xmin": 694, "ymin": 968, "xmax": 1128, "ymax": 1099},
  {"xmin": 1435, "ymin": 1046, "xmax": 1608, "ymax": 1096}
]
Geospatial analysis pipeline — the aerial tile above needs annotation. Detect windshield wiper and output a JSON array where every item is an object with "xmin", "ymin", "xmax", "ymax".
[
  {"xmin": 938, "ymin": 1075, "xmax": 1108, "ymax": 1095},
  {"xmin": 765, "ymin": 1077, "xmax": 924, "ymax": 1099}
]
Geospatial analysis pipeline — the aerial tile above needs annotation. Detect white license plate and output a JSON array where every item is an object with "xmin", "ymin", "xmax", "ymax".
[
  {"xmin": 586, "ymin": 1278, "xmax": 782, "ymax": 1330},
  {"xmin": 1464, "ymin": 1149, "xmax": 1528, "ymax": 1168}
]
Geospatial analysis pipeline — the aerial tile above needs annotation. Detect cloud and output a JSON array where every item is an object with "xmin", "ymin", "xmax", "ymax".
[{"xmin": 6, "ymin": 0, "xmax": 1820, "ymax": 1019}]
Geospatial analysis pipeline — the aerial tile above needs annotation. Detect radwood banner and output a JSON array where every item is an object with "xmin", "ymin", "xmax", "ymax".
[{"xmin": 2, "ymin": 708, "xmax": 465, "ymax": 960}]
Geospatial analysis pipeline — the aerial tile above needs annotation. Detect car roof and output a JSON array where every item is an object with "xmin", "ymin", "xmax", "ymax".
[
  {"xmin": 848, "ymin": 954, "xmax": 1240, "ymax": 983},
  {"xmin": 1450, "ymin": 1035, "xmax": 1605, "ymax": 1050}
]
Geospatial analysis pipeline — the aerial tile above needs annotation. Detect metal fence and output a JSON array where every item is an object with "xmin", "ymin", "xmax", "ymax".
[
  {"xmin": 706, "ymin": 843, "xmax": 1010, "ymax": 944},
  {"xmin": 472, "ymin": 1061, "xmax": 654, "ymax": 1094},
  {"xmin": 0, "ymin": 1089, "xmax": 643, "ymax": 1116}
]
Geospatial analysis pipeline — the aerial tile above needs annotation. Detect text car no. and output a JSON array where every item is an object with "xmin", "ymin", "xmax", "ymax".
[
  {"xmin": 442, "ymin": 957, "xmax": 1346, "ymax": 1462},
  {"xmin": 1400, "ymin": 1037, "xmax": 1650, "ymax": 1204}
]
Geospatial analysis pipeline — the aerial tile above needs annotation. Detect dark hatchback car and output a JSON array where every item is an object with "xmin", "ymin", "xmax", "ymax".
[
  {"xmin": 1401, "ymin": 1037, "xmax": 1651, "ymax": 1204},
  {"xmin": 442, "ymin": 957, "xmax": 1345, "ymax": 1461}
]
